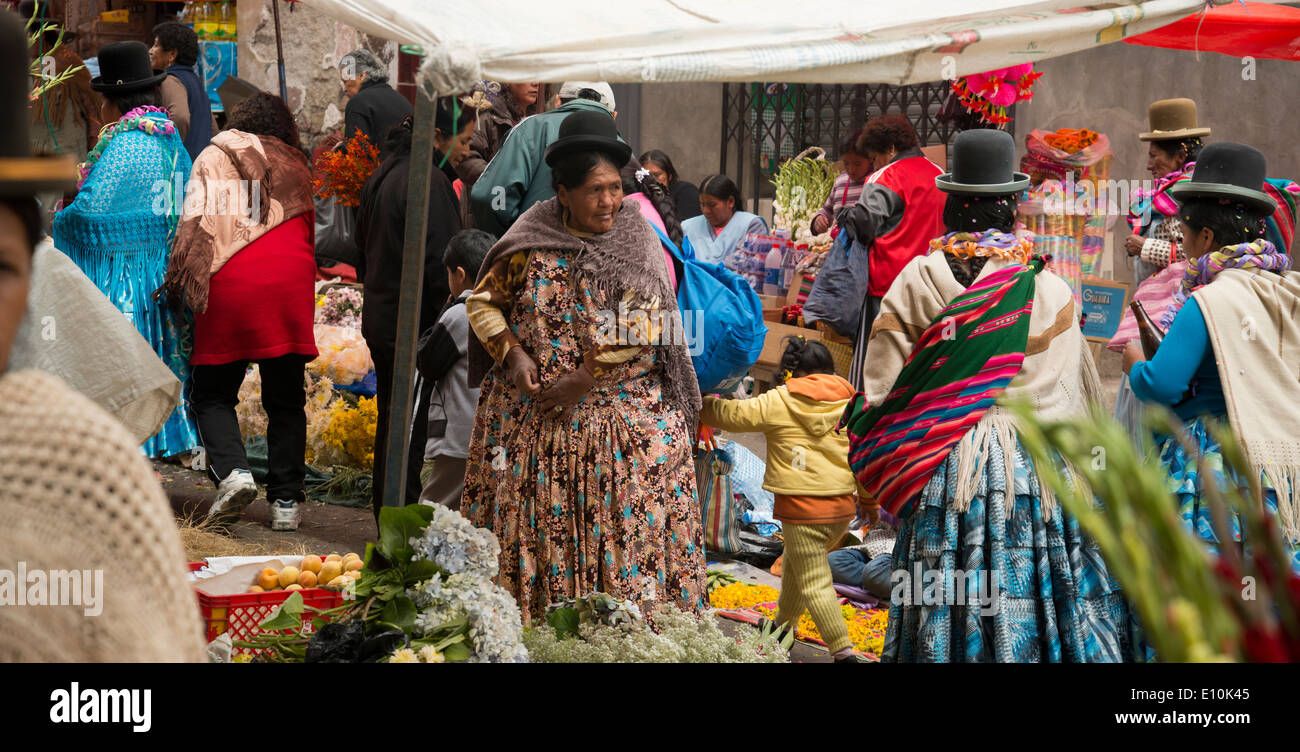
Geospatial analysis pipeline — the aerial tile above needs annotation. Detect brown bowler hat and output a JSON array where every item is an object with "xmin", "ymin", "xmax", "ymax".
[{"xmin": 1139, "ymin": 98, "xmax": 1211, "ymax": 142}]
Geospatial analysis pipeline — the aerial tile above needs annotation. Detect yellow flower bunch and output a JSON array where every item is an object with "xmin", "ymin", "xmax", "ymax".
[
  {"xmin": 708, "ymin": 582, "xmax": 780, "ymax": 610},
  {"xmin": 319, "ymin": 396, "xmax": 377, "ymax": 470},
  {"xmin": 756, "ymin": 602, "xmax": 889, "ymax": 657}
]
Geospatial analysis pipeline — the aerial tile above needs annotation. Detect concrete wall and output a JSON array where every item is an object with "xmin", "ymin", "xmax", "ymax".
[
  {"xmin": 1014, "ymin": 42, "xmax": 1300, "ymax": 282},
  {"xmin": 236, "ymin": 0, "xmax": 399, "ymax": 150},
  {"xmin": 638, "ymin": 83, "xmax": 724, "ymax": 188}
]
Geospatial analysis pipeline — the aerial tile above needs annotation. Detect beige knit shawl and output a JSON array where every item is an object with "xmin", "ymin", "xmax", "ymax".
[
  {"xmin": 860, "ymin": 252, "xmax": 1103, "ymax": 518},
  {"xmin": 1193, "ymin": 269, "xmax": 1300, "ymax": 542}
]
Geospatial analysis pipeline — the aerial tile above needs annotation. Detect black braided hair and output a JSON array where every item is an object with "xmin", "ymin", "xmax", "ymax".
[
  {"xmin": 1179, "ymin": 196, "xmax": 1269, "ymax": 247},
  {"xmin": 1151, "ymin": 136, "xmax": 1204, "ymax": 167},
  {"xmin": 621, "ymin": 157, "xmax": 684, "ymax": 246},
  {"xmin": 778, "ymin": 336, "xmax": 835, "ymax": 382},
  {"xmin": 942, "ymin": 192, "xmax": 1018, "ymax": 234},
  {"xmin": 944, "ymin": 254, "xmax": 989, "ymax": 288}
]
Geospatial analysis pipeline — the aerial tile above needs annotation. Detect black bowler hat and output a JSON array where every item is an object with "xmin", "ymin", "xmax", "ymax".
[
  {"xmin": 0, "ymin": 9, "xmax": 77, "ymax": 196},
  {"xmin": 544, "ymin": 109, "xmax": 631, "ymax": 167},
  {"xmin": 91, "ymin": 41, "xmax": 166, "ymax": 94},
  {"xmin": 935, "ymin": 129, "xmax": 1030, "ymax": 195},
  {"xmin": 1168, "ymin": 142, "xmax": 1277, "ymax": 215}
]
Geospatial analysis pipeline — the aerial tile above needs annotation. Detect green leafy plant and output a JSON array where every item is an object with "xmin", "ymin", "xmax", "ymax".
[{"xmin": 1012, "ymin": 399, "xmax": 1300, "ymax": 662}]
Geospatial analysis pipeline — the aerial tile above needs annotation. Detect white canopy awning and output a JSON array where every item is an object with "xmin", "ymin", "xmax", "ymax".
[{"xmin": 301, "ymin": 0, "xmax": 1261, "ymax": 91}]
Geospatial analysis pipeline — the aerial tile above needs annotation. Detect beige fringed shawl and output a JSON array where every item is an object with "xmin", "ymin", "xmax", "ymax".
[
  {"xmin": 861, "ymin": 252, "xmax": 1103, "ymax": 519},
  {"xmin": 1193, "ymin": 269, "xmax": 1300, "ymax": 542},
  {"xmin": 159, "ymin": 130, "xmax": 314, "ymax": 313}
]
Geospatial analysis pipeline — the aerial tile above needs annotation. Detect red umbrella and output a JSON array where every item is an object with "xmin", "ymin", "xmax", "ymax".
[{"xmin": 1125, "ymin": 1, "xmax": 1300, "ymax": 60}]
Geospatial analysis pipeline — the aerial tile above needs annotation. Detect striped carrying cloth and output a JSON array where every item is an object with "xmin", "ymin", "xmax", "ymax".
[{"xmin": 840, "ymin": 257, "xmax": 1045, "ymax": 517}]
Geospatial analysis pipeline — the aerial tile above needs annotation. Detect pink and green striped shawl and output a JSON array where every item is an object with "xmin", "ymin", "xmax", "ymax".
[{"xmin": 840, "ymin": 257, "xmax": 1046, "ymax": 517}]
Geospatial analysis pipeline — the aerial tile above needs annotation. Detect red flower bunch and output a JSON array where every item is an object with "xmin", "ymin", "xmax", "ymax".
[
  {"xmin": 951, "ymin": 63, "xmax": 1043, "ymax": 125},
  {"xmin": 312, "ymin": 131, "xmax": 381, "ymax": 207},
  {"xmin": 782, "ymin": 304, "xmax": 803, "ymax": 326}
]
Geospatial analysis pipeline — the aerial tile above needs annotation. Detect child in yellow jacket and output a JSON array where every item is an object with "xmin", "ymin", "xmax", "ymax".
[{"xmin": 700, "ymin": 338, "xmax": 870, "ymax": 662}]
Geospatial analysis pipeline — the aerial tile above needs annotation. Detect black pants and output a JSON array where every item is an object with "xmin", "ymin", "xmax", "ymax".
[
  {"xmin": 370, "ymin": 343, "xmax": 431, "ymax": 520},
  {"xmin": 190, "ymin": 355, "xmax": 309, "ymax": 502},
  {"xmin": 848, "ymin": 294, "xmax": 884, "ymax": 392}
]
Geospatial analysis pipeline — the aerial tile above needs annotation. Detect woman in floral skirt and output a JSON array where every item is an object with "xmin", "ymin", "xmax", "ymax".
[{"xmin": 462, "ymin": 110, "xmax": 706, "ymax": 625}]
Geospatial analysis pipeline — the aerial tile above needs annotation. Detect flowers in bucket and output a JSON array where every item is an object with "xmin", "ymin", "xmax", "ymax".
[
  {"xmin": 951, "ymin": 63, "xmax": 1042, "ymax": 125},
  {"xmin": 314, "ymin": 286, "xmax": 363, "ymax": 330},
  {"xmin": 311, "ymin": 130, "xmax": 380, "ymax": 207}
]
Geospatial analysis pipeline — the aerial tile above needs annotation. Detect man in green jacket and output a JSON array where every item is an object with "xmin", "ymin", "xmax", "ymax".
[{"xmin": 470, "ymin": 82, "xmax": 619, "ymax": 235}]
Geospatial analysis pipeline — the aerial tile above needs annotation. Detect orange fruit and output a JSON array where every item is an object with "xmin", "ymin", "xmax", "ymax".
[
  {"xmin": 257, "ymin": 568, "xmax": 279, "ymax": 590},
  {"xmin": 344, "ymin": 558, "xmax": 364, "ymax": 572},
  {"xmin": 278, "ymin": 566, "xmax": 300, "ymax": 588},
  {"xmin": 300, "ymin": 555, "xmax": 323, "ymax": 574},
  {"xmin": 325, "ymin": 554, "xmax": 342, "ymax": 563},
  {"xmin": 318, "ymin": 561, "xmax": 342, "ymax": 584},
  {"xmin": 298, "ymin": 571, "xmax": 317, "ymax": 588},
  {"xmin": 285, "ymin": 583, "xmax": 303, "ymax": 591},
  {"xmin": 247, "ymin": 585, "xmax": 265, "ymax": 593}
]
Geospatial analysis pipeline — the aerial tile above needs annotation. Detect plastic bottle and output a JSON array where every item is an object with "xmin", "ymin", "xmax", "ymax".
[
  {"xmin": 763, "ymin": 241, "xmax": 784, "ymax": 297},
  {"xmin": 783, "ymin": 243, "xmax": 804, "ymax": 295},
  {"xmin": 199, "ymin": 3, "xmax": 219, "ymax": 40},
  {"xmin": 179, "ymin": 3, "xmax": 196, "ymax": 29},
  {"xmin": 219, "ymin": 1, "xmax": 236, "ymax": 42}
]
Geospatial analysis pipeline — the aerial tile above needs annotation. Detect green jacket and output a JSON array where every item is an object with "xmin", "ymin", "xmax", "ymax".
[{"xmin": 469, "ymin": 99, "xmax": 619, "ymax": 235}]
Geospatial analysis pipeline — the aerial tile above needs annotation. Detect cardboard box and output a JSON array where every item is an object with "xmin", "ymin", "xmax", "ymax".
[
  {"xmin": 755, "ymin": 322, "xmax": 822, "ymax": 367},
  {"xmin": 758, "ymin": 294, "xmax": 786, "ymax": 310},
  {"xmin": 762, "ymin": 308, "xmax": 785, "ymax": 323}
]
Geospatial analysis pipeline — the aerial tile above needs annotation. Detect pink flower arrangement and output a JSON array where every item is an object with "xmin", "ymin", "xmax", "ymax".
[{"xmin": 952, "ymin": 64, "xmax": 1043, "ymax": 125}]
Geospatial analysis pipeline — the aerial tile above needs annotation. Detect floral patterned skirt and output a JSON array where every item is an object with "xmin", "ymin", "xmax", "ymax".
[{"xmin": 463, "ymin": 371, "xmax": 707, "ymax": 626}]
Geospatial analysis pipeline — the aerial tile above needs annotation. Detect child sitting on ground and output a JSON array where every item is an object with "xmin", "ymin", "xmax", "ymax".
[
  {"xmin": 700, "ymin": 337, "xmax": 871, "ymax": 663},
  {"xmin": 417, "ymin": 229, "xmax": 495, "ymax": 509}
]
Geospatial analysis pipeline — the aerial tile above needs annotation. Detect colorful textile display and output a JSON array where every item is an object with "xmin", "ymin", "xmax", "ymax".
[{"xmin": 1020, "ymin": 128, "xmax": 1115, "ymax": 296}]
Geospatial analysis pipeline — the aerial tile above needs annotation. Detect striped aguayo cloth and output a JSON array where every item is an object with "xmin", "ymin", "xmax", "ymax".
[{"xmin": 840, "ymin": 257, "xmax": 1045, "ymax": 517}]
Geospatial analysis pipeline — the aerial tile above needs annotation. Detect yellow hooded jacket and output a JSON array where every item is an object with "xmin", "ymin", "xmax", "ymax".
[{"xmin": 700, "ymin": 373, "xmax": 859, "ymax": 497}]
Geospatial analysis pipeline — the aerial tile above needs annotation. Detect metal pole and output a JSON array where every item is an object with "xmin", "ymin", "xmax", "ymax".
[
  {"xmin": 270, "ymin": 0, "xmax": 288, "ymax": 102},
  {"xmin": 381, "ymin": 82, "xmax": 437, "ymax": 508}
]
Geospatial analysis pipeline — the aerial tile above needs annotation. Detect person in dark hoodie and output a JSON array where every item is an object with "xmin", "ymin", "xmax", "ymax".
[
  {"xmin": 149, "ymin": 21, "xmax": 215, "ymax": 161},
  {"xmin": 355, "ymin": 97, "xmax": 476, "ymax": 518},
  {"xmin": 699, "ymin": 337, "xmax": 869, "ymax": 663}
]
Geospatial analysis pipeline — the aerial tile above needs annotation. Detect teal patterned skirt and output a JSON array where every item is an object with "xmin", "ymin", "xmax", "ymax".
[
  {"xmin": 1155, "ymin": 416, "xmax": 1300, "ymax": 574},
  {"xmin": 883, "ymin": 430, "xmax": 1132, "ymax": 663}
]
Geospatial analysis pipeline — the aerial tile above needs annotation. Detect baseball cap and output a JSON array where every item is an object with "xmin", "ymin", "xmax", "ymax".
[{"xmin": 558, "ymin": 81, "xmax": 616, "ymax": 113}]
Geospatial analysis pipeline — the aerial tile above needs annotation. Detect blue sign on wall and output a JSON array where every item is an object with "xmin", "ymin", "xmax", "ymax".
[
  {"xmin": 1080, "ymin": 277, "xmax": 1129, "ymax": 341},
  {"xmin": 199, "ymin": 41, "xmax": 237, "ymax": 113}
]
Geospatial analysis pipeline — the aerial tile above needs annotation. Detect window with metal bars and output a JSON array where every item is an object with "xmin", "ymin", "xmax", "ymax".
[{"xmin": 720, "ymin": 82, "xmax": 1002, "ymax": 208}]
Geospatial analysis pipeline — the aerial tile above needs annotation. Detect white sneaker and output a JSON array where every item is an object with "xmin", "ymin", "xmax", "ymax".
[
  {"xmin": 207, "ymin": 469, "xmax": 257, "ymax": 526},
  {"xmin": 269, "ymin": 499, "xmax": 300, "ymax": 532}
]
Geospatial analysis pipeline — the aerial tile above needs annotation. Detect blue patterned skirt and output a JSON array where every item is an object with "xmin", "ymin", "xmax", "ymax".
[
  {"xmin": 64, "ymin": 243, "xmax": 199, "ymax": 459},
  {"xmin": 883, "ymin": 430, "xmax": 1132, "ymax": 663},
  {"xmin": 1155, "ymin": 416, "xmax": 1300, "ymax": 574}
]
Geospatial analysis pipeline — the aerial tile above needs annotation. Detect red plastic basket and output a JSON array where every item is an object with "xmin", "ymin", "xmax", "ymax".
[{"xmin": 188, "ymin": 562, "xmax": 346, "ymax": 656}]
